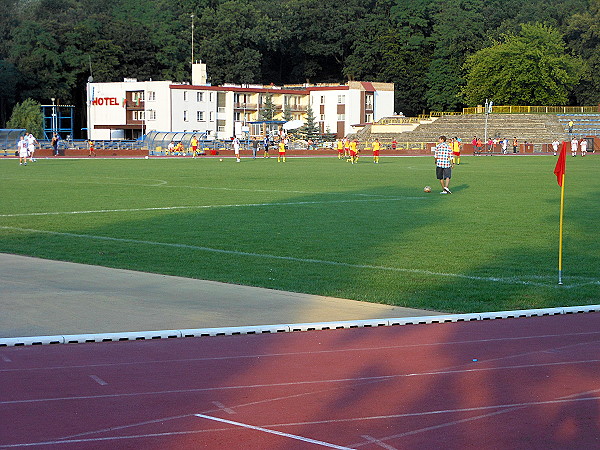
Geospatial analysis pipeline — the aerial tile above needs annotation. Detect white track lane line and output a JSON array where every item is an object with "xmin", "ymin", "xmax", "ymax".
[
  {"xmin": 2, "ymin": 358, "xmax": 600, "ymax": 407},
  {"xmin": 194, "ymin": 414, "xmax": 352, "ymax": 449},
  {"xmin": 1, "ymin": 225, "xmax": 588, "ymax": 288},
  {"xmin": 2, "ymin": 331, "xmax": 600, "ymax": 374}
]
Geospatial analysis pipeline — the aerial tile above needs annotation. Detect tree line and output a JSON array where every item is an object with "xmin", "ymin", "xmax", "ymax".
[{"xmin": 1, "ymin": 0, "xmax": 599, "ymax": 136}]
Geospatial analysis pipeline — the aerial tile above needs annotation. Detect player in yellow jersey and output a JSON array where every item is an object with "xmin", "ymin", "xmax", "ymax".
[
  {"xmin": 278, "ymin": 140, "xmax": 286, "ymax": 162},
  {"xmin": 451, "ymin": 137, "xmax": 461, "ymax": 165},
  {"xmin": 336, "ymin": 139, "xmax": 344, "ymax": 159},
  {"xmin": 349, "ymin": 139, "xmax": 358, "ymax": 164},
  {"xmin": 372, "ymin": 139, "xmax": 381, "ymax": 163}
]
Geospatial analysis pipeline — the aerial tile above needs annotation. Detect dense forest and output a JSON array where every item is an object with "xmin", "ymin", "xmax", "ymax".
[{"xmin": 1, "ymin": 0, "xmax": 599, "ymax": 135}]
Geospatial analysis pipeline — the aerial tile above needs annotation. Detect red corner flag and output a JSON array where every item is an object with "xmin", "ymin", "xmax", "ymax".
[{"xmin": 554, "ymin": 141, "xmax": 567, "ymax": 186}]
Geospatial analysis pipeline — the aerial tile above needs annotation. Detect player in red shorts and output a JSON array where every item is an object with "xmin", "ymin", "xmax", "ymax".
[
  {"xmin": 278, "ymin": 140, "xmax": 286, "ymax": 162},
  {"xmin": 372, "ymin": 138, "xmax": 381, "ymax": 163}
]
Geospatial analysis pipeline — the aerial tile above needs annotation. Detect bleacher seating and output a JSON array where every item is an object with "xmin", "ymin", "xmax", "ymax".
[{"xmin": 355, "ymin": 114, "xmax": 575, "ymax": 148}]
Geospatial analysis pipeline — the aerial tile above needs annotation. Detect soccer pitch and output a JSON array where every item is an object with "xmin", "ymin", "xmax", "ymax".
[{"xmin": 1, "ymin": 155, "xmax": 598, "ymax": 313}]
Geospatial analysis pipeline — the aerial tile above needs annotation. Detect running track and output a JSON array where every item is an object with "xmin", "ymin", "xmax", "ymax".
[{"xmin": 1, "ymin": 313, "xmax": 600, "ymax": 449}]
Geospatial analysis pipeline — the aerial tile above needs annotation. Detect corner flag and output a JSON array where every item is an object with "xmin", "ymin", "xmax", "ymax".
[
  {"xmin": 554, "ymin": 141, "xmax": 567, "ymax": 186},
  {"xmin": 554, "ymin": 141, "xmax": 567, "ymax": 285}
]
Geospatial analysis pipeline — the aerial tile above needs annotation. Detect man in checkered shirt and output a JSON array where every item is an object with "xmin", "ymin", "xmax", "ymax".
[{"xmin": 434, "ymin": 135, "xmax": 454, "ymax": 194}]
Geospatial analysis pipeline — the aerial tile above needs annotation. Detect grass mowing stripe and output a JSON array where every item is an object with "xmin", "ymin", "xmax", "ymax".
[
  {"xmin": 1, "ymin": 225, "xmax": 589, "ymax": 288},
  {"xmin": 0, "ymin": 197, "xmax": 428, "ymax": 218}
]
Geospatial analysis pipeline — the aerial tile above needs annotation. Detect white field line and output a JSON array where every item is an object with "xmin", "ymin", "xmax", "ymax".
[
  {"xmin": 0, "ymin": 197, "xmax": 425, "ymax": 218},
  {"xmin": 0, "ymin": 226, "xmax": 580, "ymax": 289},
  {"xmin": 194, "ymin": 414, "xmax": 352, "ymax": 449},
  {"xmin": 0, "ymin": 225, "xmax": 596, "ymax": 288}
]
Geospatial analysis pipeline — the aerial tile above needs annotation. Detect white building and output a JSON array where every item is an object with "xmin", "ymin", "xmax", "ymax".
[{"xmin": 86, "ymin": 63, "xmax": 394, "ymax": 140}]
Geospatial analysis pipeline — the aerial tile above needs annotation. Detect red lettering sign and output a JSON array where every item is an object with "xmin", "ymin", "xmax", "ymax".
[{"xmin": 91, "ymin": 97, "xmax": 119, "ymax": 106}]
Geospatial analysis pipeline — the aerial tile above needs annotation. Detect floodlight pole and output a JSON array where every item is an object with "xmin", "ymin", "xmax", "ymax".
[{"xmin": 484, "ymin": 99, "xmax": 492, "ymax": 152}]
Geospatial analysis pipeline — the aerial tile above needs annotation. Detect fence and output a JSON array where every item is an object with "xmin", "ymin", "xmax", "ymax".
[{"xmin": 462, "ymin": 105, "xmax": 599, "ymax": 115}]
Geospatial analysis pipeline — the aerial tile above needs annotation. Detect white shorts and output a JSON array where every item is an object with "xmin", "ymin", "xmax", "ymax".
[{"xmin": 19, "ymin": 149, "xmax": 28, "ymax": 157}]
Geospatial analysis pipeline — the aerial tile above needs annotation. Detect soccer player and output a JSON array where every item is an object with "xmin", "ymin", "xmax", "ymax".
[
  {"xmin": 18, "ymin": 135, "xmax": 28, "ymax": 165},
  {"xmin": 434, "ymin": 135, "xmax": 454, "ymax": 194},
  {"xmin": 336, "ymin": 138, "xmax": 344, "ymax": 159},
  {"xmin": 88, "ymin": 140, "xmax": 96, "ymax": 157},
  {"xmin": 551, "ymin": 139, "xmax": 560, "ymax": 156},
  {"xmin": 580, "ymin": 138, "xmax": 587, "ymax": 157},
  {"xmin": 26, "ymin": 132, "xmax": 38, "ymax": 162},
  {"xmin": 263, "ymin": 135, "xmax": 270, "ymax": 158},
  {"xmin": 348, "ymin": 139, "xmax": 358, "ymax": 164},
  {"xmin": 278, "ymin": 139, "xmax": 286, "ymax": 162},
  {"xmin": 232, "ymin": 136, "xmax": 241, "ymax": 162},
  {"xmin": 191, "ymin": 135, "xmax": 198, "ymax": 158},
  {"xmin": 167, "ymin": 141, "xmax": 175, "ymax": 155},
  {"xmin": 451, "ymin": 136, "xmax": 461, "ymax": 164},
  {"xmin": 571, "ymin": 137, "xmax": 578, "ymax": 157},
  {"xmin": 372, "ymin": 138, "xmax": 381, "ymax": 163}
]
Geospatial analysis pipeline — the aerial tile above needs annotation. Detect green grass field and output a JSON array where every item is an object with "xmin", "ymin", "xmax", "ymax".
[{"xmin": 1, "ymin": 154, "xmax": 598, "ymax": 313}]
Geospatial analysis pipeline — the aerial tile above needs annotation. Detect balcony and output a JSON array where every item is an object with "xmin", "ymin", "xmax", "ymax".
[{"xmin": 234, "ymin": 102, "xmax": 258, "ymax": 110}]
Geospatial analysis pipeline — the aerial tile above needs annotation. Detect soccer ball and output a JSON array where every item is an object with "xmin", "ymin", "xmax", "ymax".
[
  {"xmin": 219, "ymin": 158, "xmax": 223, "ymax": 162},
  {"xmin": 424, "ymin": 186, "xmax": 432, "ymax": 193},
  {"xmin": 144, "ymin": 155, "xmax": 149, "ymax": 159}
]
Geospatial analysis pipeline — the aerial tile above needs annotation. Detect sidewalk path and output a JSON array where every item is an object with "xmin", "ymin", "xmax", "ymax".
[{"xmin": 1, "ymin": 253, "xmax": 442, "ymax": 338}]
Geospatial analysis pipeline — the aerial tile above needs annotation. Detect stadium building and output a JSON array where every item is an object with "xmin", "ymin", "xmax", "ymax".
[{"xmin": 86, "ymin": 62, "xmax": 394, "ymax": 140}]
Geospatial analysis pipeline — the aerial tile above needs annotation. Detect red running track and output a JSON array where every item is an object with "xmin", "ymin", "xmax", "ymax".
[{"xmin": 1, "ymin": 313, "xmax": 600, "ymax": 449}]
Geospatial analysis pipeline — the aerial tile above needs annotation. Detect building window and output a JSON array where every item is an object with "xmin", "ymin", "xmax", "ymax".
[
  {"xmin": 366, "ymin": 113, "xmax": 373, "ymax": 123},
  {"xmin": 147, "ymin": 91, "xmax": 156, "ymax": 101},
  {"xmin": 320, "ymin": 96, "xmax": 325, "ymax": 104},
  {"xmin": 183, "ymin": 91, "xmax": 188, "ymax": 101},
  {"xmin": 133, "ymin": 111, "xmax": 145, "ymax": 121},
  {"xmin": 320, "ymin": 114, "xmax": 325, "ymax": 121},
  {"xmin": 132, "ymin": 91, "xmax": 144, "ymax": 103},
  {"xmin": 366, "ymin": 94, "xmax": 374, "ymax": 110},
  {"xmin": 147, "ymin": 110, "xmax": 156, "ymax": 120},
  {"xmin": 337, "ymin": 114, "xmax": 345, "ymax": 121},
  {"xmin": 183, "ymin": 110, "xmax": 188, "ymax": 121},
  {"xmin": 209, "ymin": 92, "xmax": 213, "ymax": 102},
  {"xmin": 209, "ymin": 111, "xmax": 214, "ymax": 122},
  {"xmin": 337, "ymin": 95, "xmax": 345, "ymax": 104},
  {"xmin": 197, "ymin": 92, "xmax": 203, "ymax": 102},
  {"xmin": 197, "ymin": 111, "xmax": 204, "ymax": 121}
]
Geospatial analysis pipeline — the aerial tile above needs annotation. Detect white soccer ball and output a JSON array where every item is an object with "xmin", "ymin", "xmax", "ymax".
[
  {"xmin": 219, "ymin": 158, "xmax": 223, "ymax": 162},
  {"xmin": 144, "ymin": 155, "xmax": 149, "ymax": 159},
  {"xmin": 424, "ymin": 186, "xmax": 432, "ymax": 193}
]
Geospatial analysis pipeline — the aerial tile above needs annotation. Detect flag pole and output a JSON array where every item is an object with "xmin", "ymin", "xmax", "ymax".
[{"xmin": 558, "ymin": 172, "xmax": 565, "ymax": 285}]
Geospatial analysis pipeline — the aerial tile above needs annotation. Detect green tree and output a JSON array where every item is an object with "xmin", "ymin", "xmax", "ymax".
[
  {"xmin": 283, "ymin": 102, "xmax": 293, "ymax": 122},
  {"xmin": 7, "ymin": 98, "xmax": 44, "ymax": 136},
  {"xmin": 299, "ymin": 103, "xmax": 320, "ymax": 141},
  {"xmin": 259, "ymin": 93, "xmax": 276, "ymax": 120},
  {"xmin": 462, "ymin": 23, "xmax": 582, "ymax": 106},
  {"xmin": 565, "ymin": 0, "xmax": 600, "ymax": 104},
  {"xmin": 426, "ymin": 0, "xmax": 486, "ymax": 111}
]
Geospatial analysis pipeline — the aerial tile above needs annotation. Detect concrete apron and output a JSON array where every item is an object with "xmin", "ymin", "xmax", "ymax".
[{"xmin": 0, "ymin": 253, "xmax": 442, "ymax": 339}]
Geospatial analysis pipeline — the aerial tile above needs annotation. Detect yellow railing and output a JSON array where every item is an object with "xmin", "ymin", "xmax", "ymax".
[
  {"xmin": 377, "ymin": 116, "xmax": 421, "ymax": 124},
  {"xmin": 430, "ymin": 111, "xmax": 462, "ymax": 117},
  {"xmin": 463, "ymin": 105, "xmax": 599, "ymax": 115}
]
